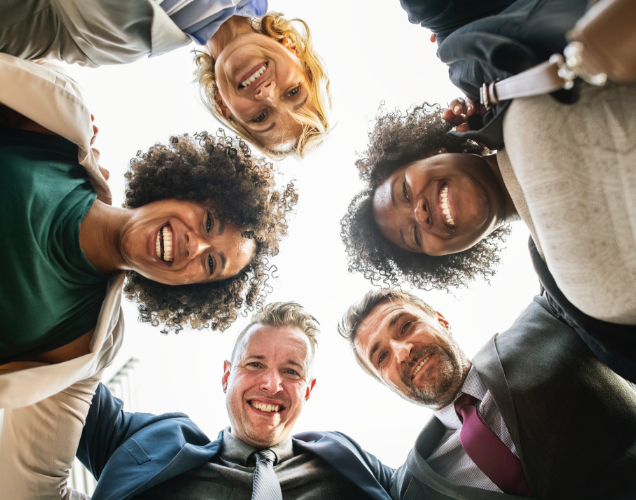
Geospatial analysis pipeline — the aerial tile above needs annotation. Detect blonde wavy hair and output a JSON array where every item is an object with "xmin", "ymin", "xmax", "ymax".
[{"xmin": 195, "ymin": 13, "xmax": 331, "ymax": 160}]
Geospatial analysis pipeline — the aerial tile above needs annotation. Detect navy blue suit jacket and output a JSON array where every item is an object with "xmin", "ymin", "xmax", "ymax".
[{"xmin": 77, "ymin": 384, "xmax": 394, "ymax": 500}]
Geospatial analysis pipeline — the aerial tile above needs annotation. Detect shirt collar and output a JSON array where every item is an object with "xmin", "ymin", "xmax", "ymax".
[
  {"xmin": 220, "ymin": 427, "xmax": 295, "ymax": 466},
  {"xmin": 433, "ymin": 365, "xmax": 487, "ymax": 430}
]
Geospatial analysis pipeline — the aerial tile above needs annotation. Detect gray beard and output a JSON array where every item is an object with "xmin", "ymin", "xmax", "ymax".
[{"xmin": 400, "ymin": 344, "xmax": 463, "ymax": 407}]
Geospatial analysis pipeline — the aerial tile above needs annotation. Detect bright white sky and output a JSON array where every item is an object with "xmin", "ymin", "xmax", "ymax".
[{"xmin": 66, "ymin": 0, "xmax": 539, "ymax": 469}]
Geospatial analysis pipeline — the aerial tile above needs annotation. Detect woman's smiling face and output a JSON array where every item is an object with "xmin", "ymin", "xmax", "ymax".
[
  {"xmin": 213, "ymin": 33, "xmax": 315, "ymax": 150},
  {"xmin": 372, "ymin": 152, "xmax": 505, "ymax": 256},
  {"xmin": 120, "ymin": 199, "xmax": 256, "ymax": 286}
]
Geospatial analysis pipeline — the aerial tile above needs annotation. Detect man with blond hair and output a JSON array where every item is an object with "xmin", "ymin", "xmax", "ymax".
[
  {"xmin": 77, "ymin": 302, "xmax": 394, "ymax": 499},
  {"xmin": 339, "ymin": 289, "xmax": 636, "ymax": 500}
]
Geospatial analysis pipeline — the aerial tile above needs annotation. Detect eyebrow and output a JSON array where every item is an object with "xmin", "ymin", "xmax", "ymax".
[
  {"xmin": 217, "ymin": 218, "xmax": 225, "ymax": 235},
  {"xmin": 368, "ymin": 311, "xmax": 407, "ymax": 365},
  {"xmin": 219, "ymin": 252, "xmax": 227, "ymax": 273}
]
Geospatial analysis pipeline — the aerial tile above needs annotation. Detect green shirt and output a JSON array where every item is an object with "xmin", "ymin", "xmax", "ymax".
[{"xmin": 0, "ymin": 127, "xmax": 108, "ymax": 364}]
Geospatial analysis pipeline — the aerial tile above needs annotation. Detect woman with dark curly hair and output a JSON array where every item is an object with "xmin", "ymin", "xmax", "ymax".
[
  {"xmin": 342, "ymin": 101, "xmax": 636, "ymax": 382},
  {"xmin": 1, "ymin": 127, "xmax": 296, "ymax": 364},
  {"xmin": 341, "ymin": 103, "xmax": 514, "ymax": 291}
]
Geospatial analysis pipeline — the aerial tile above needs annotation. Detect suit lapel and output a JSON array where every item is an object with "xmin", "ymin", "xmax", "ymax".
[
  {"xmin": 472, "ymin": 336, "xmax": 522, "ymax": 450},
  {"xmin": 293, "ymin": 433, "xmax": 392, "ymax": 500},
  {"xmin": 472, "ymin": 334, "xmax": 532, "ymax": 491},
  {"xmin": 414, "ymin": 417, "xmax": 446, "ymax": 459}
]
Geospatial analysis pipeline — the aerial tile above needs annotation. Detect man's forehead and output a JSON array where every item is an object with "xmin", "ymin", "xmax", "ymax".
[
  {"xmin": 238, "ymin": 324, "xmax": 311, "ymax": 362},
  {"xmin": 355, "ymin": 299, "xmax": 411, "ymax": 350}
]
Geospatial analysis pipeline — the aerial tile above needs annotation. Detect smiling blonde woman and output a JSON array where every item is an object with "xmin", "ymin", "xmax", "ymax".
[
  {"xmin": 0, "ymin": 0, "xmax": 331, "ymax": 159},
  {"xmin": 196, "ymin": 13, "xmax": 331, "ymax": 159}
]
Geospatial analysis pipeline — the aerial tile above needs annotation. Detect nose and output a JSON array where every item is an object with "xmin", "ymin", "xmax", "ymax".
[
  {"xmin": 390, "ymin": 339, "xmax": 413, "ymax": 365},
  {"xmin": 185, "ymin": 232, "xmax": 210, "ymax": 259},
  {"xmin": 414, "ymin": 199, "xmax": 431, "ymax": 228},
  {"xmin": 255, "ymin": 80, "xmax": 278, "ymax": 104},
  {"xmin": 259, "ymin": 368, "xmax": 283, "ymax": 394}
]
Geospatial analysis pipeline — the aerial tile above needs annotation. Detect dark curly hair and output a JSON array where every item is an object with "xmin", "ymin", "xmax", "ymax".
[
  {"xmin": 123, "ymin": 131, "xmax": 297, "ymax": 331},
  {"xmin": 341, "ymin": 104, "xmax": 511, "ymax": 290}
]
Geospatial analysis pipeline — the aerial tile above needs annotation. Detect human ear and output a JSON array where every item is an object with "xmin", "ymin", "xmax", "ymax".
[
  {"xmin": 426, "ymin": 147, "xmax": 447, "ymax": 158},
  {"xmin": 305, "ymin": 378, "xmax": 316, "ymax": 401},
  {"xmin": 222, "ymin": 360, "xmax": 231, "ymax": 393},
  {"xmin": 281, "ymin": 37, "xmax": 300, "ymax": 56},
  {"xmin": 436, "ymin": 311, "xmax": 450, "ymax": 330},
  {"xmin": 214, "ymin": 92, "xmax": 231, "ymax": 119}
]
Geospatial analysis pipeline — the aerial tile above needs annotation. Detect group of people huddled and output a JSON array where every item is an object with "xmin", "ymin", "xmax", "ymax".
[{"xmin": 1, "ymin": 0, "xmax": 635, "ymax": 499}]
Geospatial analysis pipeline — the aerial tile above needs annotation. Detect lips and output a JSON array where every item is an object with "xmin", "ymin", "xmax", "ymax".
[{"xmin": 239, "ymin": 62, "xmax": 268, "ymax": 89}]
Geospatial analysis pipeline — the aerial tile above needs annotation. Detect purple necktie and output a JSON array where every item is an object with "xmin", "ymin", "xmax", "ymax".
[{"xmin": 455, "ymin": 393, "xmax": 532, "ymax": 497}]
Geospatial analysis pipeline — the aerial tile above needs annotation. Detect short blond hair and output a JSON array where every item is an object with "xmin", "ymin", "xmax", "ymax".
[
  {"xmin": 195, "ymin": 13, "xmax": 331, "ymax": 160},
  {"xmin": 231, "ymin": 302, "xmax": 320, "ymax": 364}
]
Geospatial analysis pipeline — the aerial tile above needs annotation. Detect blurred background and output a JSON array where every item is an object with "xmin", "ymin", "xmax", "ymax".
[{"xmin": 66, "ymin": 0, "xmax": 540, "ymax": 490}]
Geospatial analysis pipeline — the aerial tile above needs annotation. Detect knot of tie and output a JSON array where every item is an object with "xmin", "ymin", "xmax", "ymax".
[
  {"xmin": 255, "ymin": 449, "xmax": 276, "ymax": 465},
  {"xmin": 454, "ymin": 392, "xmax": 479, "ymax": 422}
]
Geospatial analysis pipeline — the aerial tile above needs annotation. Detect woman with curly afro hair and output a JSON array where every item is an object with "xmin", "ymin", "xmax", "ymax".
[
  {"xmin": 343, "ymin": 100, "xmax": 636, "ymax": 345},
  {"xmin": 1, "ymin": 125, "xmax": 296, "ymax": 369},
  {"xmin": 123, "ymin": 130, "xmax": 297, "ymax": 332},
  {"xmin": 341, "ymin": 103, "xmax": 514, "ymax": 292}
]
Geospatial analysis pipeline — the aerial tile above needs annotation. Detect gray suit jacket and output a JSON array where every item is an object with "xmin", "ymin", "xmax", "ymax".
[
  {"xmin": 0, "ymin": 0, "xmax": 189, "ymax": 67},
  {"xmin": 391, "ymin": 295, "xmax": 636, "ymax": 500}
]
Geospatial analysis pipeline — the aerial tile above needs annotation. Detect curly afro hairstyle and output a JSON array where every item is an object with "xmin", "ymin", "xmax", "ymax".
[
  {"xmin": 341, "ymin": 103, "xmax": 511, "ymax": 291},
  {"xmin": 123, "ymin": 131, "xmax": 297, "ymax": 332}
]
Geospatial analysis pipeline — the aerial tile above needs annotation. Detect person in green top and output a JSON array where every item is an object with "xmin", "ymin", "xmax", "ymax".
[{"xmin": 0, "ymin": 106, "xmax": 297, "ymax": 366}]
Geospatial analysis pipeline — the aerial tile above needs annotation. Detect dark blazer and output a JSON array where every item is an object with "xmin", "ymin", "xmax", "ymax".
[
  {"xmin": 391, "ymin": 295, "xmax": 636, "ymax": 500},
  {"xmin": 77, "ymin": 384, "xmax": 394, "ymax": 500},
  {"xmin": 400, "ymin": 0, "xmax": 589, "ymax": 149}
]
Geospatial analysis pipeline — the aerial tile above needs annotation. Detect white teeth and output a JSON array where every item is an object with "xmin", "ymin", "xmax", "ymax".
[
  {"xmin": 161, "ymin": 226, "xmax": 173, "ymax": 262},
  {"xmin": 241, "ymin": 65, "xmax": 267, "ymax": 88},
  {"xmin": 156, "ymin": 230, "xmax": 161, "ymax": 258},
  {"xmin": 412, "ymin": 356, "xmax": 430, "ymax": 379},
  {"xmin": 440, "ymin": 186, "xmax": 455, "ymax": 226},
  {"xmin": 251, "ymin": 402, "xmax": 281, "ymax": 412}
]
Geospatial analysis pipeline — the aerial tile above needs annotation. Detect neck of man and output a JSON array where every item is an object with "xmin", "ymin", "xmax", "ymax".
[
  {"xmin": 79, "ymin": 200, "xmax": 129, "ymax": 275},
  {"xmin": 483, "ymin": 153, "xmax": 520, "ymax": 225},
  {"xmin": 432, "ymin": 359, "xmax": 473, "ymax": 411},
  {"xmin": 206, "ymin": 16, "xmax": 256, "ymax": 60}
]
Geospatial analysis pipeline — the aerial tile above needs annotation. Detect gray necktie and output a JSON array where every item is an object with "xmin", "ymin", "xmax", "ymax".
[{"xmin": 251, "ymin": 449, "xmax": 282, "ymax": 500}]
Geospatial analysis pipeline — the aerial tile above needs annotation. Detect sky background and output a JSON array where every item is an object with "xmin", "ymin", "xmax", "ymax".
[{"xmin": 65, "ymin": 0, "xmax": 539, "ymax": 469}]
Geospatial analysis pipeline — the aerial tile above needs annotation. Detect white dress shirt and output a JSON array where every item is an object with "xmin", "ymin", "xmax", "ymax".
[{"xmin": 426, "ymin": 366, "xmax": 519, "ymax": 492}]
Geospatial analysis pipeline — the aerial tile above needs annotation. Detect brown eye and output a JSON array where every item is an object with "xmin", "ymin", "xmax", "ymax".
[
  {"xmin": 378, "ymin": 352, "xmax": 387, "ymax": 366},
  {"xmin": 208, "ymin": 255, "xmax": 215, "ymax": 275},
  {"xmin": 287, "ymin": 85, "xmax": 300, "ymax": 97},
  {"xmin": 253, "ymin": 110, "xmax": 268, "ymax": 123},
  {"xmin": 402, "ymin": 180, "xmax": 411, "ymax": 202}
]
